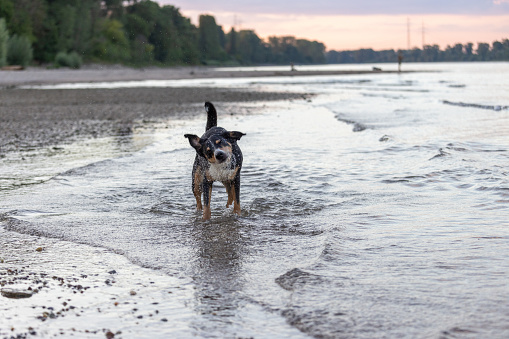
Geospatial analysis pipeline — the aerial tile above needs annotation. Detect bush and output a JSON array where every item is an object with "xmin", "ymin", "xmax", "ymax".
[
  {"xmin": 7, "ymin": 34, "xmax": 33, "ymax": 67},
  {"xmin": 0, "ymin": 19, "xmax": 8, "ymax": 67},
  {"xmin": 54, "ymin": 51, "xmax": 83, "ymax": 69},
  {"xmin": 68, "ymin": 51, "xmax": 83, "ymax": 69}
]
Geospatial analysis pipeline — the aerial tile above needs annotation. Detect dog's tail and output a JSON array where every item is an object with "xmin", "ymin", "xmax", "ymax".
[{"xmin": 204, "ymin": 102, "xmax": 217, "ymax": 131}]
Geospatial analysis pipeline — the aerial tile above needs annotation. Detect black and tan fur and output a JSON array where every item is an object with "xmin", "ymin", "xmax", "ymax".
[{"xmin": 184, "ymin": 102, "xmax": 245, "ymax": 220}]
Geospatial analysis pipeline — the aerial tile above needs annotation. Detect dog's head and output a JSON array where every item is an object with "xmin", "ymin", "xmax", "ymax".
[{"xmin": 185, "ymin": 127, "xmax": 245, "ymax": 164}]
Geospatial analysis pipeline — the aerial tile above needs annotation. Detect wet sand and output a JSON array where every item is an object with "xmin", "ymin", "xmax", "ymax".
[
  {"xmin": 0, "ymin": 66, "xmax": 313, "ymax": 154},
  {"xmin": 0, "ymin": 84, "xmax": 310, "ymax": 155}
]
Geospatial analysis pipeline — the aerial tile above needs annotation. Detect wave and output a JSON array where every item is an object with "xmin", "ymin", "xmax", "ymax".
[
  {"xmin": 442, "ymin": 100, "xmax": 508, "ymax": 111},
  {"xmin": 335, "ymin": 115, "xmax": 368, "ymax": 132}
]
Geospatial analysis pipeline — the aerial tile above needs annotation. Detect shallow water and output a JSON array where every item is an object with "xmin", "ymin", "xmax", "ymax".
[{"xmin": 2, "ymin": 62, "xmax": 509, "ymax": 338}]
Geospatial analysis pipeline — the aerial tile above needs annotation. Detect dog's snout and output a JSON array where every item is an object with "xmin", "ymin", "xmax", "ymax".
[{"xmin": 215, "ymin": 150, "xmax": 228, "ymax": 162}]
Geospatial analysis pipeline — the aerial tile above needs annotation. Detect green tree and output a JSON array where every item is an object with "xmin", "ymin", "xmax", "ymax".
[
  {"xmin": 267, "ymin": 36, "xmax": 299, "ymax": 63},
  {"xmin": 124, "ymin": 1, "xmax": 158, "ymax": 64},
  {"xmin": 124, "ymin": 13, "xmax": 152, "ymax": 40},
  {"xmin": 464, "ymin": 43, "xmax": 474, "ymax": 61},
  {"xmin": 491, "ymin": 40, "xmax": 507, "ymax": 60},
  {"xmin": 1, "ymin": 0, "xmax": 331, "ymax": 66},
  {"xmin": 170, "ymin": 8, "xmax": 199, "ymax": 64},
  {"xmin": 237, "ymin": 30, "xmax": 266, "ymax": 64},
  {"xmin": 298, "ymin": 39, "xmax": 325, "ymax": 63},
  {"xmin": 103, "ymin": 0, "xmax": 124, "ymax": 19},
  {"xmin": 124, "ymin": 1, "xmax": 199, "ymax": 65},
  {"xmin": 443, "ymin": 44, "xmax": 464, "ymax": 61},
  {"xmin": 157, "ymin": 5, "xmax": 199, "ymax": 64},
  {"xmin": 7, "ymin": 34, "xmax": 33, "ymax": 67},
  {"xmin": 476, "ymin": 42, "xmax": 490, "ymax": 61},
  {"xmin": 91, "ymin": 18, "xmax": 130, "ymax": 62},
  {"xmin": 198, "ymin": 14, "xmax": 226, "ymax": 63},
  {"xmin": 33, "ymin": 0, "xmax": 99, "ymax": 63},
  {"xmin": 0, "ymin": 18, "xmax": 8, "ymax": 67},
  {"xmin": 0, "ymin": 0, "xmax": 14, "ymax": 23},
  {"xmin": 71, "ymin": 1, "xmax": 97, "ymax": 55},
  {"xmin": 421, "ymin": 45, "xmax": 440, "ymax": 62},
  {"xmin": 226, "ymin": 27, "xmax": 238, "ymax": 59},
  {"xmin": 501, "ymin": 39, "xmax": 509, "ymax": 60}
]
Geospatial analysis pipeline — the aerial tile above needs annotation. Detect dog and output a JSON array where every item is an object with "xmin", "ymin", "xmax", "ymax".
[{"xmin": 184, "ymin": 102, "xmax": 245, "ymax": 220}]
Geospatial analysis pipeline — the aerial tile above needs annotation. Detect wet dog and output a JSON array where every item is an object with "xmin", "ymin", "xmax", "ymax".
[{"xmin": 184, "ymin": 102, "xmax": 245, "ymax": 220}]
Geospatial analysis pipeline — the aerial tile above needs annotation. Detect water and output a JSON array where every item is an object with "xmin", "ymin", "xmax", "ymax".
[{"xmin": 2, "ymin": 62, "xmax": 509, "ymax": 338}]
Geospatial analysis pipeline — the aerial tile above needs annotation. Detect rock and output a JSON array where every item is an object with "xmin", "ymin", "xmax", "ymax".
[{"xmin": 1, "ymin": 288, "xmax": 34, "ymax": 299}]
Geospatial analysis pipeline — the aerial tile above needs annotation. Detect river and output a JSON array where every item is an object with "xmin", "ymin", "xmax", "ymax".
[{"xmin": 1, "ymin": 62, "xmax": 509, "ymax": 338}]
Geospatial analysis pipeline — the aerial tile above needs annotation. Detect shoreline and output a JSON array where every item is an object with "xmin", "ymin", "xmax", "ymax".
[
  {"xmin": 0, "ymin": 65, "xmax": 406, "ymax": 87},
  {"xmin": 0, "ymin": 64, "xmax": 402, "ymax": 155},
  {"xmin": 0, "ymin": 86, "xmax": 312, "ymax": 156}
]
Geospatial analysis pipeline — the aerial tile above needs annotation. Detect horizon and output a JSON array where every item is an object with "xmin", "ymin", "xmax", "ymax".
[{"xmin": 156, "ymin": 0, "xmax": 509, "ymax": 51}]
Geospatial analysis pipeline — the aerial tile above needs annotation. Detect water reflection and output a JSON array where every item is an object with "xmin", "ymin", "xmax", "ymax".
[{"xmin": 190, "ymin": 219, "xmax": 247, "ymax": 333}]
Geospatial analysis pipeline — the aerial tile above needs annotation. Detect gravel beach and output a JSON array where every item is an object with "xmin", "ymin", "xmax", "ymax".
[{"xmin": 0, "ymin": 226, "xmax": 194, "ymax": 338}]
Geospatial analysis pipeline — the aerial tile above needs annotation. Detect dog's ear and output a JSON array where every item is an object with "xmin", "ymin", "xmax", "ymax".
[
  {"xmin": 184, "ymin": 134, "xmax": 202, "ymax": 150},
  {"xmin": 223, "ymin": 131, "xmax": 245, "ymax": 141}
]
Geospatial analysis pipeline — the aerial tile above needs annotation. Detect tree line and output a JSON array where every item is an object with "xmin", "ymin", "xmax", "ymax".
[
  {"xmin": 1, "ymin": 0, "xmax": 508, "ymax": 68},
  {"xmin": 326, "ymin": 41, "xmax": 509, "ymax": 64},
  {"xmin": 0, "ymin": 0, "xmax": 325, "ymax": 68}
]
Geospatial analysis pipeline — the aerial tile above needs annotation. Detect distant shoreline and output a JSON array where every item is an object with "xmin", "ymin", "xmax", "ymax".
[{"xmin": 0, "ymin": 65, "xmax": 410, "ymax": 87}]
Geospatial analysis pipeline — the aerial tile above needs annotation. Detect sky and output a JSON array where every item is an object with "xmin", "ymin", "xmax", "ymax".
[{"xmin": 156, "ymin": 0, "xmax": 509, "ymax": 51}]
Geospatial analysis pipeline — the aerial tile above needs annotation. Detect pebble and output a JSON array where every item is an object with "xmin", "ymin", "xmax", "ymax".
[{"xmin": 1, "ymin": 288, "xmax": 34, "ymax": 299}]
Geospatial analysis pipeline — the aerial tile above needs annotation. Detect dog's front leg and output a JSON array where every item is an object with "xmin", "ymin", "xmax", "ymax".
[
  {"xmin": 232, "ymin": 173, "xmax": 241, "ymax": 215},
  {"xmin": 202, "ymin": 180, "xmax": 213, "ymax": 221},
  {"xmin": 224, "ymin": 181, "xmax": 233, "ymax": 207},
  {"xmin": 193, "ymin": 168, "xmax": 203, "ymax": 211}
]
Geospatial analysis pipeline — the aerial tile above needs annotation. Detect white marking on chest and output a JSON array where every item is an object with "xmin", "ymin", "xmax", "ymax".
[{"xmin": 208, "ymin": 160, "xmax": 235, "ymax": 182}]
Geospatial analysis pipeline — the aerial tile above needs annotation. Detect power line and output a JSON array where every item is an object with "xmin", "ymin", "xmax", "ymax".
[
  {"xmin": 422, "ymin": 21, "xmax": 425, "ymax": 49},
  {"xmin": 407, "ymin": 17, "xmax": 411, "ymax": 50}
]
